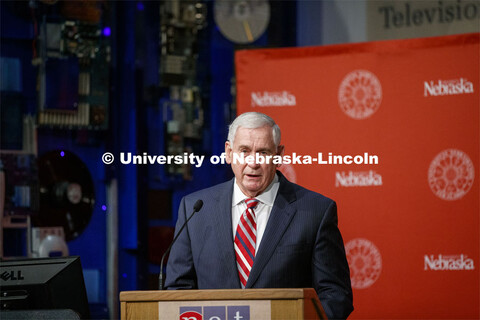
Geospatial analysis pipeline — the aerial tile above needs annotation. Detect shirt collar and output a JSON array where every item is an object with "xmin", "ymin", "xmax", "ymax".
[{"xmin": 232, "ymin": 173, "xmax": 279, "ymax": 207}]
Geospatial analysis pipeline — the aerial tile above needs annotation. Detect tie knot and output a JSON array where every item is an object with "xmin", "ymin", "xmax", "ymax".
[{"xmin": 245, "ymin": 198, "xmax": 259, "ymax": 209}]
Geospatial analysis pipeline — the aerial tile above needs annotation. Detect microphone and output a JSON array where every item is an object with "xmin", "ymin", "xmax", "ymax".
[{"xmin": 159, "ymin": 199, "xmax": 203, "ymax": 290}]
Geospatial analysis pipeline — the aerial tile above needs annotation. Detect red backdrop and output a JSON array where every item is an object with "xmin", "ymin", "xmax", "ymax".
[{"xmin": 235, "ymin": 33, "xmax": 479, "ymax": 319}]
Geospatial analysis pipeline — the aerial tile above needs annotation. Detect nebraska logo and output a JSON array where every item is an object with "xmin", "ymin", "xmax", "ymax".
[
  {"xmin": 428, "ymin": 149, "xmax": 475, "ymax": 201},
  {"xmin": 251, "ymin": 91, "xmax": 296, "ymax": 107},
  {"xmin": 424, "ymin": 78, "xmax": 474, "ymax": 97},
  {"xmin": 338, "ymin": 70, "xmax": 382, "ymax": 120},
  {"xmin": 335, "ymin": 170, "xmax": 383, "ymax": 187},
  {"xmin": 424, "ymin": 254, "xmax": 475, "ymax": 271},
  {"xmin": 345, "ymin": 238, "xmax": 382, "ymax": 289}
]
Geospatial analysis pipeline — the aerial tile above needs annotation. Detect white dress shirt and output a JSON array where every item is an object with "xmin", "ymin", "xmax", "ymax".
[{"xmin": 231, "ymin": 173, "xmax": 280, "ymax": 253}]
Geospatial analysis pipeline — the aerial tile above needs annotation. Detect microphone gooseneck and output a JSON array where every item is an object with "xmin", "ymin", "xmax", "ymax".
[{"xmin": 158, "ymin": 199, "xmax": 203, "ymax": 290}]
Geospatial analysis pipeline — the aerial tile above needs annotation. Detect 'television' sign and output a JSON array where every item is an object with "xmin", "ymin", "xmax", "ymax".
[{"xmin": 368, "ymin": 0, "xmax": 480, "ymax": 40}]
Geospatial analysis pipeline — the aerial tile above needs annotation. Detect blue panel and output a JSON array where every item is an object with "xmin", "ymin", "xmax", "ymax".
[
  {"xmin": 44, "ymin": 58, "xmax": 79, "ymax": 110},
  {"xmin": 118, "ymin": 122, "xmax": 138, "ymax": 250},
  {"xmin": 83, "ymin": 269, "xmax": 100, "ymax": 303},
  {"xmin": 119, "ymin": 249, "xmax": 138, "ymax": 291},
  {"xmin": 106, "ymin": 1, "xmax": 138, "ymax": 253},
  {"xmin": 0, "ymin": 2, "xmax": 34, "ymax": 40},
  {"xmin": 296, "ymin": 0, "xmax": 323, "ymax": 46},
  {"xmin": 0, "ymin": 40, "xmax": 40, "ymax": 114},
  {"xmin": 210, "ymin": 28, "xmax": 235, "ymax": 156},
  {"xmin": 0, "ymin": 57, "xmax": 22, "ymax": 91},
  {"xmin": 110, "ymin": 1, "xmax": 138, "ymax": 293}
]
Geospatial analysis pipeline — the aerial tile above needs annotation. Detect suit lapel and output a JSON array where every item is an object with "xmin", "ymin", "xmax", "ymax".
[
  {"xmin": 246, "ymin": 172, "xmax": 297, "ymax": 288},
  {"xmin": 212, "ymin": 178, "xmax": 241, "ymax": 287}
]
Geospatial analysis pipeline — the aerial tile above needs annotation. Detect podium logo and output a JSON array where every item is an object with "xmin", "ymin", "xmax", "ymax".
[
  {"xmin": 424, "ymin": 78, "xmax": 474, "ymax": 97},
  {"xmin": 179, "ymin": 305, "xmax": 250, "ymax": 320},
  {"xmin": 335, "ymin": 170, "xmax": 383, "ymax": 187},
  {"xmin": 345, "ymin": 238, "xmax": 382, "ymax": 289},
  {"xmin": 424, "ymin": 254, "xmax": 475, "ymax": 271},
  {"xmin": 251, "ymin": 91, "xmax": 296, "ymax": 107},
  {"xmin": 338, "ymin": 70, "xmax": 382, "ymax": 120},
  {"xmin": 428, "ymin": 149, "xmax": 475, "ymax": 201},
  {"xmin": 180, "ymin": 310, "xmax": 202, "ymax": 320}
]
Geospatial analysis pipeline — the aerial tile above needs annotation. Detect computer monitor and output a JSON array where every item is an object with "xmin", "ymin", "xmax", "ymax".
[{"xmin": 0, "ymin": 256, "xmax": 90, "ymax": 319}]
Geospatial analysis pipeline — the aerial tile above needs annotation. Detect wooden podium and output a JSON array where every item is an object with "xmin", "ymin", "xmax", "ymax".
[{"xmin": 120, "ymin": 288, "xmax": 327, "ymax": 320}]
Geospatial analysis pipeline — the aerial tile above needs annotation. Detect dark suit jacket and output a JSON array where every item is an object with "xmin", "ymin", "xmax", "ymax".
[{"xmin": 165, "ymin": 172, "xmax": 353, "ymax": 319}]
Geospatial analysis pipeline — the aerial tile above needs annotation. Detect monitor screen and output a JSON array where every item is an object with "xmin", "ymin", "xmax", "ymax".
[{"xmin": 0, "ymin": 256, "xmax": 90, "ymax": 319}]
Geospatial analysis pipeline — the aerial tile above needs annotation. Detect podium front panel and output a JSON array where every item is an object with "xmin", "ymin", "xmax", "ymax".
[
  {"xmin": 158, "ymin": 300, "xmax": 271, "ymax": 319},
  {"xmin": 120, "ymin": 289, "xmax": 325, "ymax": 320}
]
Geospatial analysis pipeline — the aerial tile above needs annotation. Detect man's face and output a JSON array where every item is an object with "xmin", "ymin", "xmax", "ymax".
[{"xmin": 225, "ymin": 125, "xmax": 284, "ymax": 197}]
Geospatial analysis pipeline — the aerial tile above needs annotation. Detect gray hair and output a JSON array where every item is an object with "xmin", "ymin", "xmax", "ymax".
[{"xmin": 227, "ymin": 112, "xmax": 281, "ymax": 147}]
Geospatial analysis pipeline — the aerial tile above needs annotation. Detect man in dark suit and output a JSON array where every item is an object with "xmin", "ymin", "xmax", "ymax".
[{"xmin": 165, "ymin": 112, "xmax": 353, "ymax": 319}]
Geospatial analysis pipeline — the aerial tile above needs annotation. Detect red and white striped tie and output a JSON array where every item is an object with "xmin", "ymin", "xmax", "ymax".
[{"xmin": 234, "ymin": 198, "xmax": 259, "ymax": 288}]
